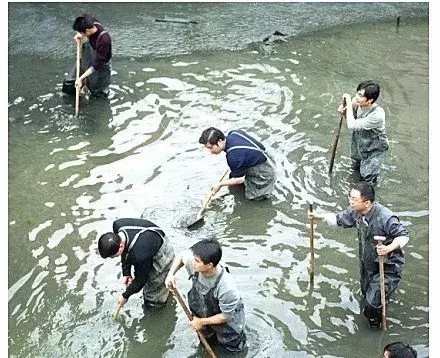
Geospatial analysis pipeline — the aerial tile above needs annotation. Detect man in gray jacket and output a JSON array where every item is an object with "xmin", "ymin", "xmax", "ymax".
[
  {"xmin": 308, "ymin": 181, "xmax": 409, "ymax": 328},
  {"xmin": 338, "ymin": 81, "xmax": 389, "ymax": 185}
]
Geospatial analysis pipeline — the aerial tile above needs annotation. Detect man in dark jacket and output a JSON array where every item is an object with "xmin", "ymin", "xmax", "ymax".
[
  {"xmin": 98, "ymin": 218, "xmax": 175, "ymax": 309},
  {"xmin": 64, "ymin": 13, "xmax": 112, "ymax": 97},
  {"xmin": 309, "ymin": 181, "xmax": 409, "ymax": 328}
]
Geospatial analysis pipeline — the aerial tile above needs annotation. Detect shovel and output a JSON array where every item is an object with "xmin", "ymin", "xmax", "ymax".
[{"xmin": 186, "ymin": 168, "xmax": 229, "ymax": 228}]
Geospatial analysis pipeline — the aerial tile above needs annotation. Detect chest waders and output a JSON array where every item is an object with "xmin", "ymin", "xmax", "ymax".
[
  {"xmin": 124, "ymin": 226, "xmax": 175, "ymax": 306},
  {"xmin": 188, "ymin": 268, "xmax": 246, "ymax": 352},
  {"xmin": 356, "ymin": 210, "xmax": 405, "ymax": 322},
  {"xmin": 351, "ymin": 105, "xmax": 389, "ymax": 184},
  {"xmin": 227, "ymin": 131, "xmax": 276, "ymax": 200}
]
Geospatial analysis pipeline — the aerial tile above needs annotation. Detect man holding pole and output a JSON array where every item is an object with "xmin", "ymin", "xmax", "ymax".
[
  {"xmin": 338, "ymin": 81, "xmax": 389, "ymax": 185},
  {"xmin": 63, "ymin": 13, "xmax": 112, "ymax": 98},
  {"xmin": 165, "ymin": 239, "xmax": 247, "ymax": 353},
  {"xmin": 308, "ymin": 181, "xmax": 409, "ymax": 328}
]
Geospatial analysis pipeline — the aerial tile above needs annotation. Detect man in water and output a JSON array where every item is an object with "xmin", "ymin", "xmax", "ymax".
[
  {"xmin": 165, "ymin": 239, "xmax": 247, "ymax": 353},
  {"xmin": 383, "ymin": 342, "xmax": 417, "ymax": 358},
  {"xmin": 199, "ymin": 127, "xmax": 276, "ymax": 200},
  {"xmin": 63, "ymin": 13, "xmax": 112, "ymax": 98},
  {"xmin": 98, "ymin": 218, "xmax": 175, "ymax": 310},
  {"xmin": 338, "ymin": 80, "xmax": 389, "ymax": 185},
  {"xmin": 308, "ymin": 181, "xmax": 409, "ymax": 328}
]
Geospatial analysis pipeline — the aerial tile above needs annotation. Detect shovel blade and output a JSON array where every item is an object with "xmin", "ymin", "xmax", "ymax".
[{"xmin": 185, "ymin": 213, "xmax": 205, "ymax": 229}]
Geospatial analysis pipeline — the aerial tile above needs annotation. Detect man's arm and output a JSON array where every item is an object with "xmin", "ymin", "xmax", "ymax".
[
  {"xmin": 377, "ymin": 216, "xmax": 409, "ymax": 255},
  {"xmin": 190, "ymin": 314, "xmax": 229, "ymax": 331},
  {"xmin": 165, "ymin": 250, "xmax": 186, "ymax": 290}
]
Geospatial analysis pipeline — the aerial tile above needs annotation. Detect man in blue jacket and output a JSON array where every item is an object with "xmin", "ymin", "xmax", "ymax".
[{"xmin": 199, "ymin": 127, "xmax": 276, "ymax": 201}]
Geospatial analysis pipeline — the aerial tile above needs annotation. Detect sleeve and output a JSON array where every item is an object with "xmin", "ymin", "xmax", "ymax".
[
  {"xmin": 348, "ymin": 106, "xmax": 385, "ymax": 131},
  {"xmin": 383, "ymin": 215, "xmax": 409, "ymax": 238},
  {"xmin": 336, "ymin": 208, "xmax": 357, "ymax": 228},
  {"xmin": 92, "ymin": 33, "xmax": 111, "ymax": 71},
  {"xmin": 121, "ymin": 254, "xmax": 131, "ymax": 277},
  {"xmin": 217, "ymin": 278, "xmax": 241, "ymax": 319},
  {"xmin": 122, "ymin": 256, "xmax": 153, "ymax": 299},
  {"xmin": 182, "ymin": 249, "xmax": 195, "ymax": 276}
]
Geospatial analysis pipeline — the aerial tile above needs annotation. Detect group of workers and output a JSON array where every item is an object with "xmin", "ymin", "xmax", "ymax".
[{"xmin": 66, "ymin": 13, "xmax": 416, "ymax": 358}]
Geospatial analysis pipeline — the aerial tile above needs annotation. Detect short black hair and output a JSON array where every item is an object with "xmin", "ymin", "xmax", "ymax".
[
  {"xmin": 352, "ymin": 181, "xmax": 375, "ymax": 202},
  {"xmin": 98, "ymin": 232, "xmax": 121, "ymax": 258},
  {"xmin": 190, "ymin": 239, "xmax": 222, "ymax": 266},
  {"xmin": 73, "ymin": 16, "xmax": 94, "ymax": 33},
  {"xmin": 199, "ymin": 127, "xmax": 225, "ymax": 145},
  {"xmin": 383, "ymin": 342, "xmax": 417, "ymax": 358},
  {"xmin": 357, "ymin": 80, "xmax": 380, "ymax": 103}
]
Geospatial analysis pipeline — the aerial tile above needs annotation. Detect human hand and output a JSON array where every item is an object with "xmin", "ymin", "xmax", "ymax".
[
  {"xmin": 190, "ymin": 316, "xmax": 204, "ymax": 331},
  {"xmin": 75, "ymin": 77, "xmax": 83, "ymax": 88},
  {"xmin": 211, "ymin": 183, "xmax": 221, "ymax": 195},
  {"xmin": 121, "ymin": 276, "xmax": 133, "ymax": 287},
  {"xmin": 73, "ymin": 33, "xmax": 83, "ymax": 43},
  {"xmin": 118, "ymin": 295, "xmax": 128, "ymax": 307},
  {"xmin": 376, "ymin": 244, "xmax": 389, "ymax": 256},
  {"xmin": 164, "ymin": 273, "xmax": 176, "ymax": 291}
]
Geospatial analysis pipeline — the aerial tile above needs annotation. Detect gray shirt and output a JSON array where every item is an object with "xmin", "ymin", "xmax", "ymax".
[
  {"xmin": 347, "ymin": 103, "xmax": 386, "ymax": 131},
  {"xmin": 182, "ymin": 250, "xmax": 243, "ymax": 320}
]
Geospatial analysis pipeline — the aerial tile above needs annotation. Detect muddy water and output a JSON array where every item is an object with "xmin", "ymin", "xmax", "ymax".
[{"xmin": 8, "ymin": 3, "xmax": 429, "ymax": 358}]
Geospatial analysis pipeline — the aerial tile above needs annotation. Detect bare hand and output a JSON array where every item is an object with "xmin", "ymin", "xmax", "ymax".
[
  {"xmin": 376, "ymin": 244, "xmax": 389, "ymax": 256},
  {"xmin": 73, "ymin": 33, "xmax": 83, "ymax": 43},
  {"xmin": 211, "ymin": 183, "xmax": 221, "ymax": 195},
  {"xmin": 75, "ymin": 78, "xmax": 83, "ymax": 88},
  {"xmin": 190, "ymin": 316, "xmax": 204, "ymax": 331},
  {"xmin": 121, "ymin": 276, "xmax": 133, "ymax": 287},
  {"xmin": 118, "ymin": 295, "xmax": 128, "ymax": 307},
  {"xmin": 165, "ymin": 273, "xmax": 176, "ymax": 291}
]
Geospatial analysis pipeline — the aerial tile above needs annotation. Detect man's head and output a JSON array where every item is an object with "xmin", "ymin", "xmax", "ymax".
[
  {"xmin": 190, "ymin": 239, "xmax": 222, "ymax": 272},
  {"xmin": 383, "ymin": 342, "xmax": 417, "ymax": 358},
  {"xmin": 98, "ymin": 232, "xmax": 123, "ymax": 258},
  {"xmin": 348, "ymin": 181, "xmax": 375, "ymax": 213},
  {"xmin": 73, "ymin": 16, "xmax": 96, "ymax": 36},
  {"xmin": 356, "ymin": 80, "xmax": 380, "ymax": 107},
  {"xmin": 199, "ymin": 127, "xmax": 226, "ymax": 155}
]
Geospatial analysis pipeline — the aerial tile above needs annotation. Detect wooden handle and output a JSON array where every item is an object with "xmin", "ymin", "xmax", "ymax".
[
  {"xmin": 198, "ymin": 168, "xmax": 230, "ymax": 214},
  {"xmin": 374, "ymin": 235, "xmax": 387, "ymax": 330},
  {"xmin": 308, "ymin": 203, "xmax": 315, "ymax": 281},
  {"xmin": 75, "ymin": 39, "xmax": 81, "ymax": 117},
  {"xmin": 113, "ymin": 303, "xmax": 122, "ymax": 320},
  {"xmin": 172, "ymin": 288, "xmax": 217, "ymax": 358},
  {"xmin": 328, "ymin": 98, "xmax": 347, "ymax": 174}
]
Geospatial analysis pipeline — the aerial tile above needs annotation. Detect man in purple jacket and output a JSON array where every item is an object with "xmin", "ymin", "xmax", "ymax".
[{"xmin": 64, "ymin": 14, "xmax": 112, "ymax": 98}]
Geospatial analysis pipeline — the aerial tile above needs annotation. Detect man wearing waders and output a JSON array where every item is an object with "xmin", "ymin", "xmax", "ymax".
[
  {"xmin": 338, "ymin": 81, "xmax": 389, "ymax": 185},
  {"xmin": 165, "ymin": 239, "xmax": 247, "ymax": 353},
  {"xmin": 199, "ymin": 127, "xmax": 276, "ymax": 200},
  {"xmin": 64, "ymin": 14, "xmax": 112, "ymax": 98},
  {"xmin": 308, "ymin": 182, "xmax": 409, "ymax": 328},
  {"xmin": 98, "ymin": 218, "xmax": 175, "ymax": 310}
]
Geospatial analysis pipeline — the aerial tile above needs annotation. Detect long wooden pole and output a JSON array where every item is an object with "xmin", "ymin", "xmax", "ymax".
[
  {"xmin": 328, "ymin": 98, "xmax": 347, "ymax": 174},
  {"xmin": 172, "ymin": 288, "xmax": 217, "ymax": 358},
  {"xmin": 308, "ymin": 203, "xmax": 315, "ymax": 281},
  {"xmin": 374, "ymin": 236, "xmax": 387, "ymax": 330},
  {"xmin": 113, "ymin": 302, "xmax": 122, "ymax": 320},
  {"xmin": 75, "ymin": 39, "xmax": 81, "ymax": 117}
]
